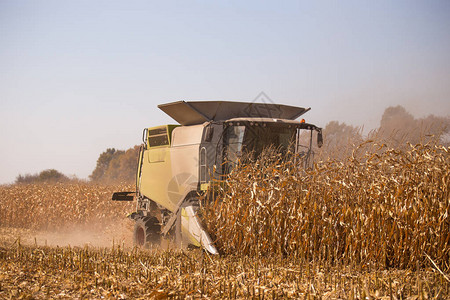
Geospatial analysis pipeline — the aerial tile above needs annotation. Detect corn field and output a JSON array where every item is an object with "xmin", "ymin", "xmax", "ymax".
[
  {"xmin": 202, "ymin": 142, "xmax": 450, "ymax": 271},
  {"xmin": 0, "ymin": 183, "xmax": 134, "ymax": 231},
  {"xmin": 0, "ymin": 142, "xmax": 449, "ymax": 298}
]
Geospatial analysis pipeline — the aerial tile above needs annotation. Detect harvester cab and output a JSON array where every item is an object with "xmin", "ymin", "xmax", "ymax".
[{"xmin": 112, "ymin": 101, "xmax": 323, "ymax": 254}]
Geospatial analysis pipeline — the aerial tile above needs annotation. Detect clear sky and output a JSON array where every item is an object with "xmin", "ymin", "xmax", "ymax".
[{"xmin": 1, "ymin": 0, "xmax": 449, "ymax": 184}]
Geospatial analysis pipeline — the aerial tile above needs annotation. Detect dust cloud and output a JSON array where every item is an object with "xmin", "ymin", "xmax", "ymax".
[
  {"xmin": 0, "ymin": 219, "xmax": 134, "ymax": 249},
  {"xmin": 34, "ymin": 221, "xmax": 134, "ymax": 248}
]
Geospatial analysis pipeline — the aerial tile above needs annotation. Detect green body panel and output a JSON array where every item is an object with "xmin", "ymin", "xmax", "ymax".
[
  {"xmin": 181, "ymin": 208, "xmax": 201, "ymax": 247},
  {"xmin": 138, "ymin": 125, "xmax": 180, "ymax": 212},
  {"xmin": 166, "ymin": 125, "xmax": 179, "ymax": 144},
  {"xmin": 140, "ymin": 147, "xmax": 175, "ymax": 211}
]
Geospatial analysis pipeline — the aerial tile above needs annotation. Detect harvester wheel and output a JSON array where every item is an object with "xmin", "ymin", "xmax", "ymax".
[{"xmin": 133, "ymin": 216, "xmax": 160, "ymax": 247}]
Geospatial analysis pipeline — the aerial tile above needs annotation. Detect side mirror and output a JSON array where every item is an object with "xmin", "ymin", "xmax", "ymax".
[
  {"xmin": 142, "ymin": 128, "xmax": 148, "ymax": 144},
  {"xmin": 317, "ymin": 130, "xmax": 323, "ymax": 148}
]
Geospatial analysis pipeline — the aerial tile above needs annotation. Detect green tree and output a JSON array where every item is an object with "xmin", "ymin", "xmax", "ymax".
[
  {"xmin": 89, "ymin": 148, "xmax": 124, "ymax": 182},
  {"xmin": 102, "ymin": 146, "xmax": 140, "ymax": 183},
  {"xmin": 16, "ymin": 169, "xmax": 69, "ymax": 184},
  {"xmin": 38, "ymin": 169, "xmax": 69, "ymax": 182},
  {"xmin": 90, "ymin": 146, "xmax": 140, "ymax": 183}
]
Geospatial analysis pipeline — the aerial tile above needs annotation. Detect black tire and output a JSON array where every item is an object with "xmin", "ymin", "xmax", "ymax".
[{"xmin": 133, "ymin": 216, "xmax": 161, "ymax": 247}]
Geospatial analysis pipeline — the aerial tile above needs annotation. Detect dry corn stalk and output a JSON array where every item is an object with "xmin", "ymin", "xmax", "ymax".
[
  {"xmin": 0, "ymin": 183, "xmax": 134, "ymax": 231},
  {"xmin": 202, "ymin": 142, "xmax": 450, "ymax": 270}
]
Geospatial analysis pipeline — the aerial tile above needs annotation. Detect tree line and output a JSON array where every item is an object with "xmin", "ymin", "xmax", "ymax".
[
  {"xmin": 16, "ymin": 169, "xmax": 72, "ymax": 184},
  {"xmin": 15, "ymin": 105, "xmax": 449, "ymax": 184},
  {"xmin": 322, "ymin": 105, "xmax": 449, "ymax": 159}
]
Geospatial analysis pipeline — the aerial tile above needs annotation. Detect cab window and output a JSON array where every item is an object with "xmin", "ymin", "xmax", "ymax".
[{"xmin": 148, "ymin": 127, "xmax": 169, "ymax": 147}]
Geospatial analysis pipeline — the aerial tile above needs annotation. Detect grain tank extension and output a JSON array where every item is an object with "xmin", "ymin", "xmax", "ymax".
[{"xmin": 112, "ymin": 101, "xmax": 323, "ymax": 254}]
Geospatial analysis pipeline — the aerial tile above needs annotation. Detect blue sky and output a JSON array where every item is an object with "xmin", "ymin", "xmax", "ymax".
[{"xmin": 1, "ymin": 0, "xmax": 449, "ymax": 183}]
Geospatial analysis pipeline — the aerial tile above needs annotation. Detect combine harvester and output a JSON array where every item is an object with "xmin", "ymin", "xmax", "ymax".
[{"xmin": 113, "ymin": 101, "xmax": 323, "ymax": 254}]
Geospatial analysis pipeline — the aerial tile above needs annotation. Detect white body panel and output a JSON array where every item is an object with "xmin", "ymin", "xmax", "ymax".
[{"xmin": 169, "ymin": 125, "xmax": 205, "ymax": 203}]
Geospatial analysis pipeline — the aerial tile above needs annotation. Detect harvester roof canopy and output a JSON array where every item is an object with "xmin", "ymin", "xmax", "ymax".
[{"xmin": 158, "ymin": 101, "xmax": 310, "ymax": 126}]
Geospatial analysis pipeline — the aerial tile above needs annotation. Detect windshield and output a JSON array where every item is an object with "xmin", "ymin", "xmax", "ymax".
[
  {"xmin": 223, "ymin": 123, "xmax": 317, "ymax": 172},
  {"xmin": 224, "ymin": 124, "xmax": 298, "ymax": 164},
  {"xmin": 225, "ymin": 126, "xmax": 245, "ymax": 163},
  {"xmin": 242, "ymin": 125, "xmax": 296, "ymax": 155}
]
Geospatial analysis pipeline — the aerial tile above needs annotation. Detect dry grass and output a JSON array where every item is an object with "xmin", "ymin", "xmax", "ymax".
[
  {"xmin": 0, "ymin": 244, "xmax": 448, "ymax": 299},
  {"xmin": 203, "ymin": 142, "xmax": 450, "ymax": 271}
]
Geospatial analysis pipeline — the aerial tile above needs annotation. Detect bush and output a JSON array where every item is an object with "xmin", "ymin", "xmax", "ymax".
[{"xmin": 16, "ymin": 169, "xmax": 69, "ymax": 184}]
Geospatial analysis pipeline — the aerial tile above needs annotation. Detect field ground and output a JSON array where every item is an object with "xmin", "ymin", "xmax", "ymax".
[
  {"xmin": 0, "ymin": 143, "xmax": 448, "ymax": 298},
  {"xmin": 1, "ymin": 227, "xmax": 449, "ymax": 299}
]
